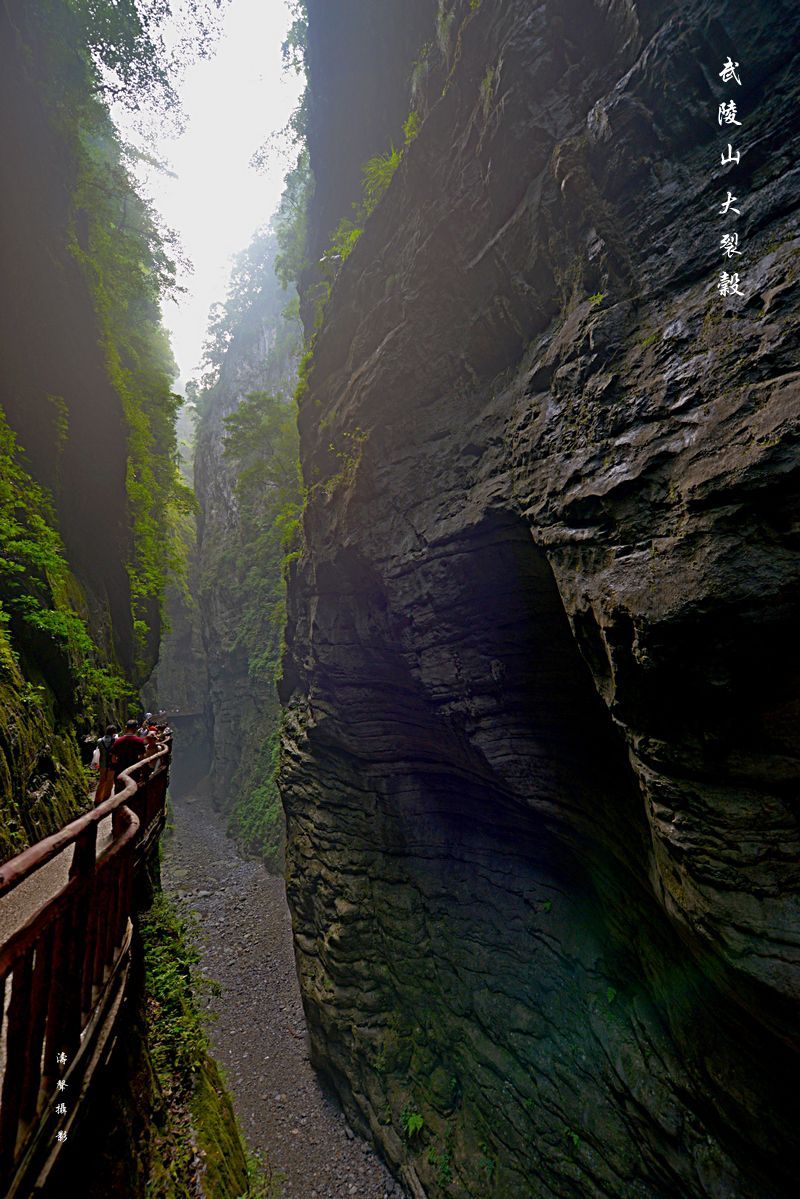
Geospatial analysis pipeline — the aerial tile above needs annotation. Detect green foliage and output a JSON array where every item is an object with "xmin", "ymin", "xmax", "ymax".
[
  {"xmin": 274, "ymin": 150, "xmax": 312, "ymax": 291},
  {"xmin": 312, "ymin": 24, "xmax": 436, "ymax": 328},
  {"xmin": 588, "ymin": 291, "xmax": 606, "ymax": 305},
  {"xmin": 321, "ymin": 218, "xmax": 364, "ymax": 269},
  {"xmin": 410, "ymin": 42, "xmax": 433, "ymax": 101},
  {"xmin": 606, "ymin": 986, "xmax": 617, "ymax": 1005},
  {"xmin": 196, "ymin": 252, "xmax": 303, "ymax": 865},
  {"xmin": 312, "ymin": 217, "xmax": 363, "ymax": 327},
  {"xmin": 281, "ymin": 1, "xmax": 308, "ymax": 74},
  {"xmin": 0, "ymin": 658, "xmax": 87, "ymax": 859},
  {"xmin": 253, "ymin": 0, "xmax": 307, "ymax": 167},
  {"xmin": 10, "ymin": 2, "xmax": 195, "ymax": 667},
  {"xmin": 322, "ymin": 427, "xmax": 369, "ymax": 497},
  {"xmin": 202, "ymin": 227, "xmax": 301, "ymax": 390},
  {"xmin": 640, "ymin": 330, "xmax": 659, "ymax": 348},
  {"xmin": 141, "ymin": 890, "xmax": 259, "ymax": 1198},
  {"xmin": 403, "ymin": 110, "xmax": 421, "ymax": 145},
  {"xmin": 46, "ymin": 394, "xmax": 69, "ymax": 458},
  {"xmin": 0, "ymin": 410, "xmax": 131, "ymax": 713},
  {"xmin": 19, "ymin": 680, "xmax": 47, "ymax": 710},
  {"xmin": 315, "ymin": 141, "xmax": 402, "ymax": 318},
  {"xmin": 37, "ymin": 0, "xmax": 228, "ymax": 120},
  {"xmin": 140, "ymin": 892, "xmax": 209, "ymax": 1083},
  {"xmin": 361, "ymin": 146, "xmax": 402, "ymax": 216},
  {"xmin": 401, "ymin": 1104, "xmax": 425, "ymax": 1141},
  {"xmin": 252, "ymin": 2, "xmax": 309, "ymax": 294},
  {"xmin": 242, "ymin": 1150, "xmax": 283, "ymax": 1199},
  {"xmin": 478, "ymin": 1141, "xmax": 496, "ymax": 1178},
  {"xmin": 193, "ymin": 51, "xmax": 308, "ymax": 867},
  {"xmin": 70, "ymin": 108, "xmax": 192, "ymax": 663},
  {"xmin": 427, "ymin": 1143, "xmax": 454, "ymax": 1186},
  {"xmin": 222, "ymin": 389, "xmax": 302, "ymax": 681},
  {"xmin": 294, "ymin": 344, "xmax": 315, "ymax": 404},
  {"xmin": 227, "ymin": 731, "xmax": 284, "ymax": 870}
]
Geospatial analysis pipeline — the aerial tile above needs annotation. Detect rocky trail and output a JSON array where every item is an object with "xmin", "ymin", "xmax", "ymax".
[{"xmin": 161, "ymin": 784, "xmax": 405, "ymax": 1199}]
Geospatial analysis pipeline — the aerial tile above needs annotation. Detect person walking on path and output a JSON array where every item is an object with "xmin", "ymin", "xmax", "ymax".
[
  {"xmin": 93, "ymin": 724, "xmax": 118, "ymax": 806},
  {"xmin": 110, "ymin": 718, "xmax": 147, "ymax": 792}
]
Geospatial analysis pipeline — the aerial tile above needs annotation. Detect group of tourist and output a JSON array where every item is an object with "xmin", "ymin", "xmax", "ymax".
[{"xmin": 91, "ymin": 713, "xmax": 172, "ymax": 806}]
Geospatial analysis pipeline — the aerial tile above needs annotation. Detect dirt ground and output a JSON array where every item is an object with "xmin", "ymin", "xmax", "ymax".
[{"xmin": 161, "ymin": 784, "xmax": 406, "ymax": 1199}]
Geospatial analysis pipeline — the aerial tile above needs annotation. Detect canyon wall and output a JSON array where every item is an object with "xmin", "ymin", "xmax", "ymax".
[
  {"xmin": 0, "ymin": 3, "xmax": 137, "ymax": 675},
  {"xmin": 193, "ymin": 239, "xmax": 300, "ymax": 860},
  {"xmin": 146, "ymin": 403, "xmax": 212, "ymax": 792},
  {"xmin": 0, "ymin": 9, "xmax": 253, "ymax": 1198},
  {"xmin": 280, "ymin": 1, "xmax": 800, "ymax": 1196},
  {"xmin": 0, "ymin": 0, "xmax": 170, "ymax": 851}
]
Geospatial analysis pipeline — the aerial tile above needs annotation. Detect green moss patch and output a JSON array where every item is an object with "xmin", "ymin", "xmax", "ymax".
[{"xmin": 141, "ymin": 891, "xmax": 265, "ymax": 1199}]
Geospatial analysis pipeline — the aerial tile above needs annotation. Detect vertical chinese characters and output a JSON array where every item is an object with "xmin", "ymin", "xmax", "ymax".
[
  {"xmin": 717, "ymin": 56, "xmax": 745, "ymax": 298},
  {"xmin": 54, "ymin": 1051, "xmax": 68, "ymax": 1143}
]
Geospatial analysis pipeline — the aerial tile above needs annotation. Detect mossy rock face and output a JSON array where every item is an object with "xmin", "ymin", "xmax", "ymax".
[
  {"xmin": 141, "ymin": 1053, "xmax": 251, "ymax": 1199},
  {"xmin": 0, "ymin": 657, "xmax": 87, "ymax": 861},
  {"xmin": 282, "ymin": 0, "xmax": 800, "ymax": 1194},
  {"xmin": 427, "ymin": 1066, "xmax": 457, "ymax": 1115},
  {"xmin": 46, "ymin": 911, "xmax": 253, "ymax": 1199},
  {"xmin": 192, "ymin": 1057, "xmax": 250, "ymax": 1199},
  {"xmin": 0, "ymin": 405, "xmax": 133, "ymax": 864},
  {"xmin": 139, "ymin": 892, "xmax": 255, "ymax": 1198}
]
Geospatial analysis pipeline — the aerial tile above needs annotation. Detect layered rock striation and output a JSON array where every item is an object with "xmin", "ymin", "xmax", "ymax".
[{"xmin": 280, "ymin": 1, "xmax": 800, "ymax": 1195}]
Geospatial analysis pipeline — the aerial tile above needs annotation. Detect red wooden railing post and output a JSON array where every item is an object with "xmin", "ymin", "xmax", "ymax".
[
  {"xmin": 41, "ymin": 909, "xmax": 70, "ymax": 1093},
  {"xmin": 68, "ymin": 821, "xmax": 97, "ymax": 1044},
  {"xmin": 18, "ymin": 926, "xmax": 53, "ymax": 1132},
  {"xmin": 69, "ymin": 822, "xmax": 97, "ymax": 880},
  {"xmin": 0, "ymin": 743, "xmax": 170, "ymax": 1193},
  {"xmin": 0, "ymin": 947, "xmax": 33, "ymax": 1166}
]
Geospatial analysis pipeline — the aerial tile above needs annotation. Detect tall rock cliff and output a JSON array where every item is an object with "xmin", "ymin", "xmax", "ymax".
[
  {"xmin": 0, "ymin": 7, "xmax": 253, "ymax": 1197},
  {"xmin": 0, "ymin": 2, "xmax": 136, "ymax": 675},
  {"xmin": 145, "ymin": 404, "xmax": 212, "ymax": 791},
  {"xmin": 280, "ymin": 1, "xmax": 800, "ymax": 1195},
  {"xmin": 193, "ymin": 232, "xmax": 300, "ymax": 861},
  {"xmin": 0, "ymin": 0, "xmax": 182, "ymax": 852}
]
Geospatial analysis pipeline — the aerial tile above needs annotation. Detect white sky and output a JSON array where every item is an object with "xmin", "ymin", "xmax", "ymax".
[{"xmin": 113, "ymin": 0, "xmax": 304, "ymax": 388}]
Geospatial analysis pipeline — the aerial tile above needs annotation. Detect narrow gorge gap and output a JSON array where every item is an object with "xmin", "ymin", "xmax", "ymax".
[{"xmin": 1, "ymin": 1, "xmax": 799, "ymax": 1197}]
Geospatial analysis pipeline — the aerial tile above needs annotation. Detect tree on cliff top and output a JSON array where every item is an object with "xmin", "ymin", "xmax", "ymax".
[{"xmin": 35, "ymin": 0, "xmax": 229, "ymax": 117}]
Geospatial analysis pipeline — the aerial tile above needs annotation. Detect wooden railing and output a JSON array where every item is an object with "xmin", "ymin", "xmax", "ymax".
[{"xmin": 0, "ymin": 745, "xmax": 170, "ymax": 1198}]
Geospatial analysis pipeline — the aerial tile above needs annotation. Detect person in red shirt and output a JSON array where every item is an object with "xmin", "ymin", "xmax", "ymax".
[{"xmin": 110, "ymin": 719, "xmax": 147, "ymax": 792}]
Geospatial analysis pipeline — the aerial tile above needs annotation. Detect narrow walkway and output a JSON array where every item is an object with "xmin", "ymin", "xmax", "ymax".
[
  {"xmin": 162, "ymin": 784, "xmax": 405, "ymax": 1199},
  {"xmin": 0, "ymin": 801, "xmax": 114, "ymax": 949}
]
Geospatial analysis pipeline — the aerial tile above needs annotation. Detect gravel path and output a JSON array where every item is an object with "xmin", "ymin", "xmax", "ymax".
[{"xmin": 161, "ymin": 784, "xmax": 405, "ymax": 1199}]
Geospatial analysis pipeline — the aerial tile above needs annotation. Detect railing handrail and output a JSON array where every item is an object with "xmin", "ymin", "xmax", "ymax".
[
  {"xmin": 0, "ymin": 806, "xmax": 141, "ymax": 980},
  {"xmin": 0, "ymin": 744, "xmax": 169, "ymax": 897},
  {"xmin": 0, "ymin": 741, "xmax": 171, "ymax": 1197}
]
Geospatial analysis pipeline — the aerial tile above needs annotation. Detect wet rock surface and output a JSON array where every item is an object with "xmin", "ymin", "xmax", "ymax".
[
  {"xmin": 280, "ymin": 0, "xmax": 800, "ymax": 1195},
  {"xmin": 162, "ymin": 784, "xmax": 405, "ymax": 1199}
]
